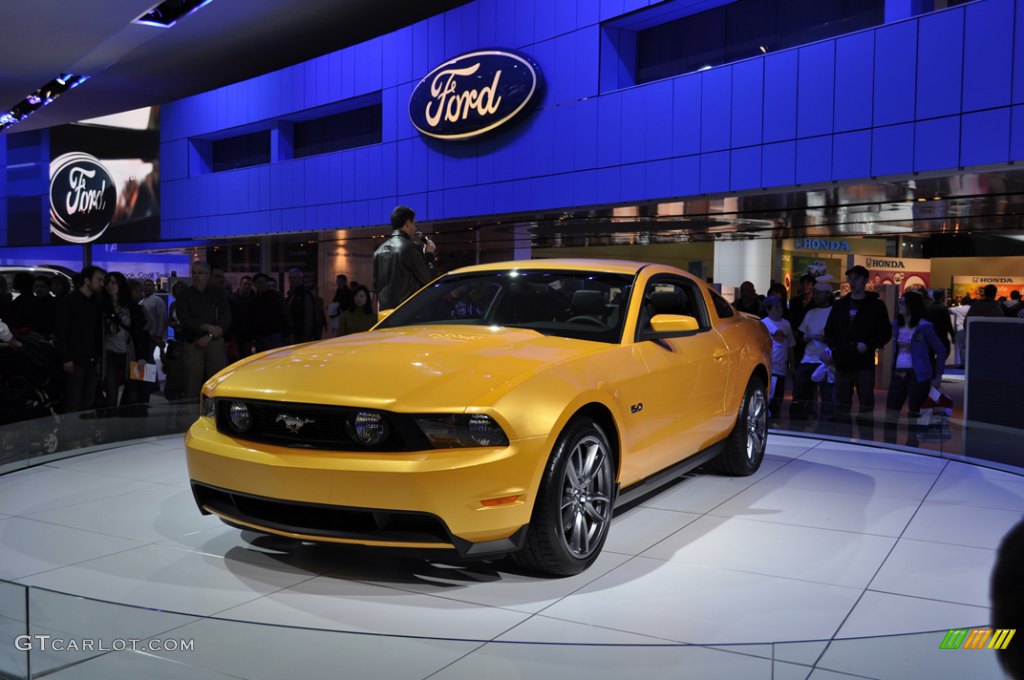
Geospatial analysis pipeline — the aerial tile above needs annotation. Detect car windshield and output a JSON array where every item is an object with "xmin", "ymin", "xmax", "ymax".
[{"xmin": 376, "ymin": 269, "xmax": 636, "ymax": 344}]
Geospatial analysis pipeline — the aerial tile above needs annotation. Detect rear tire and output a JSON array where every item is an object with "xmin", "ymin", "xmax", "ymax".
[
  {"xmin": 513, "ymin": 417, "xmax": 615, "ymax": 576},
  {"xmin": 708, "ymin": 375, "xmax": 767, "ymax": 476}
]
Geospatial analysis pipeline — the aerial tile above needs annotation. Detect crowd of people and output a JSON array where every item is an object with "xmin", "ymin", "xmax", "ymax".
[
  {"xmin": 736, "ymin": 268, "xmax": 1017, "ymax": 446},
  {"xmin": 0, "ymin": 261, "xmax": 379, "ymax": 421}
]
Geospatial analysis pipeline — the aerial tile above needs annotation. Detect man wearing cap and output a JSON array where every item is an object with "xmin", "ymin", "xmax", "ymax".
[{"xmin": 825, "ymin": 265, "xmax": 892, "ymax": 423}]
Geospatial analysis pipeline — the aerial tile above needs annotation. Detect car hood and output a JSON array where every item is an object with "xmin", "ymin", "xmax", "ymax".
[{"xmin": 207, "ymin": 325, "xmax": 608, "ymax": 409}]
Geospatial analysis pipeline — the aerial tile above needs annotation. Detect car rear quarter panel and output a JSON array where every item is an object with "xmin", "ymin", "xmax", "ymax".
[{"xmin": 715, "ymin": 312, "xmax": 772, "ymax": 414}]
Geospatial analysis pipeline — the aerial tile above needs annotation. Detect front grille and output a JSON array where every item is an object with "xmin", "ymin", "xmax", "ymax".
[
  {"xmin": 215, "ymin": 399, "xmax": 430, "ymax": 452},
  {"xmin": 191, "ymin": 482, "xmax": 453, "ymax": 545}
]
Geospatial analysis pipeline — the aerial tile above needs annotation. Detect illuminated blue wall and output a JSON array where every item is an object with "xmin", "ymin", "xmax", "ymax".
[
  {"xmin": 160, "ymin": 0, "xmax": 1024, "ymax": 239},
  {"xmin": 0, "ymin": 136, "xmax": 6, "ymax": 245}
]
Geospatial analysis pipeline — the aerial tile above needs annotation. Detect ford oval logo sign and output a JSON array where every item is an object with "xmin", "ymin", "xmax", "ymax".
[
  {"xmin": 409, "ymin": 50, "xmax": 542, "ymax": 141},
  {"xmin": 49, "ymin": 152, "xmax": 117, "ymax": 244}
]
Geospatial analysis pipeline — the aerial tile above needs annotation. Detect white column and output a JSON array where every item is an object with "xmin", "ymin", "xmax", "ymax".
[{"xmin": 712, "ymin": 238, "xmax": 772, "ymax": 295}]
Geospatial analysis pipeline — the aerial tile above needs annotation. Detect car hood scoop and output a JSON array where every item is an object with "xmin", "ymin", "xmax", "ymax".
[{"xmin": 207, "ymin": 325, "xmax": 604, "ymax": 409}]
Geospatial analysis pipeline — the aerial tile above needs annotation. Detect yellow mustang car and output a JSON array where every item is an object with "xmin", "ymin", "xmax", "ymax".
[{"xmin": 186, "ymin": 259, "xmax": 771, "ymax": 575}]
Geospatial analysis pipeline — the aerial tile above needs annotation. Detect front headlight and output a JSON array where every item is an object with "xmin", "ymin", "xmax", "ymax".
[
  {"xmin": 200, "ymin": 395, "xmax": 217, "ymax": 419},
  {"xmin": 348, "ymin": 410, "xmax": 388, "ymax": 446},
  {"xmin": 227, "ymin": 401, "xmax": 251, "ymax": 432},
  {"xmin": 415, "ymin": 414, "xmax": 509, "ymax": 448}
]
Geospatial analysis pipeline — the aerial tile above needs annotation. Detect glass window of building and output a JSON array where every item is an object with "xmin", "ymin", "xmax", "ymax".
[{"xmin": 636, "ymin": 0, "xmax": 885, "ymax": 84}]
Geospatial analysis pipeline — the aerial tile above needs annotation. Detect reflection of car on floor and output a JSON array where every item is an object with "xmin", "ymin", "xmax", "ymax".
[{"xmin": 186, "ymin": 260, "xmax": 771, "ymax": 575}]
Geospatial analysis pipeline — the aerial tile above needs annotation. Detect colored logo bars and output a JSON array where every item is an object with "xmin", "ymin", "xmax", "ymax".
[{"xmin": 939, "ymin": 628, "xmax": 1016, "ymax": 650}]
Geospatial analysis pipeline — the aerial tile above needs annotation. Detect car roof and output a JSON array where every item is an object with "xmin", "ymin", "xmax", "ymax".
[{"xmin": 450, "ymin": 258, "xmax": 668, "ymax": 277}]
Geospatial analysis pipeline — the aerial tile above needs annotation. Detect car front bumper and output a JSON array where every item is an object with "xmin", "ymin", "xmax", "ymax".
[{"xmin": 184, "ymin": 417, "xmax": 549, "ymax": 555}]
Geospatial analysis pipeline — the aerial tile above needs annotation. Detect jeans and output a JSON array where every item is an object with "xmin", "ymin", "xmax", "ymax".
[
  {"xmin": 834, "ymin": 367, "xmax": 876, "ymax": 421},
  {"xmin": 885, "ymin": 369, "xmax": 930, "ymax": 446},
  {"xmin": 790, "ymin": 363, "xmax": 835, "ymax": 420},
  {"xmin": 64, "ymin": 361, "xmax": 98, "ymax": 414},
  {"xmin": 183, "ymin": 337, "xmax": 227, "ymax": 401},
  {"xmin": 103, "ymin": 350, "xmax": 127, "ymax": 411},
  {"xmin": 768, "ymin": 374, "xmax": 786, "ymax": 419}
]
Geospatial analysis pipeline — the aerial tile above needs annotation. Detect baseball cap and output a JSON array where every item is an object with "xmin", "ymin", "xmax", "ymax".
[
  {"xmin": 845, "ymin": 265, "xmax": 870, "ymax": 279},
  {"xmin": 813, "ymin": 282, "xmax": 833, "ymax": 292}
]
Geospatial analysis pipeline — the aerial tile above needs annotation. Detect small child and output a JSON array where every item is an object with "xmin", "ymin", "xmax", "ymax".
[{"xmin": 761, "ymin": 294, "xmax": 796, "ymax": 419}]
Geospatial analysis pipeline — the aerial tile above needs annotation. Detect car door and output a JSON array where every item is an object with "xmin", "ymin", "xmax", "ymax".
[{"xmin": 633, "ymin": 276, "xmax": 730, "ymax": 475}]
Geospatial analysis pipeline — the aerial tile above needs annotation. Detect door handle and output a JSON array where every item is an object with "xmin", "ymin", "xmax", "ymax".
[{"xmin": 712, "ymin": 349, "xmax": 727, "ymax": 361}]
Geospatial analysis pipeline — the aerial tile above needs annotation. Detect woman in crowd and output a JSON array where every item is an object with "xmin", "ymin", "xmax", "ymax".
[
  {"xmin": 885, "ymin": 290, "xmax": 946, "ymax": 446},
  {"xmin": 790, "ymin": 282, "xmax": 835, "ymax": 421},
  {"xmin": 338, "ymin": 285, "xmax": 377, "ymax": 336},
  {"xmin": 101, "ymin": 272, "xmax": 150, "ymax": 412}
]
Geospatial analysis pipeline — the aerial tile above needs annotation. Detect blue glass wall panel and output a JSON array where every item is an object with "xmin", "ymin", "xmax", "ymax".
[
  {"xmin": 621, "ymin": 88, "xmax": 646, "ymax": 164},
  {"xmin": 795, "ymin": 135, "xmax": 831, "ymax": 184},
  {"xmin": 645, "ymin": 159, "xmax": 673, "ymax": 199},
  {"xmin": 832, "ymin": 130, "xmax": 871, "ymax": 181},
  {"xmin": 871, "ymin": 123, "xmax": 914, "ymax": 176},
  {"xmin": 730, "ymin": 146, "xmax": 761, "ymax": 191},
  {"xmin": 621, "ymin": 161, "xmax": 646, "ymax": 199},
  {"xmin": 761, "ymin": 141, "xmax": 795, "ymax": 187},
  {"xmin": 914, "ymin": 116, "xmax": 959, "ymax": 172},
  {"xmin": 700, "ymin": 67, "xmax": 732, "ymax": 152},
  {"xmin": 515, "ymin": 0, "xmax": 536, "ymax": 46},
  {"xmin": 577, "ymin": 0, "xmax": 600, "ymax": 28},
  {"xmin": 645, "ymin": 80, "xmax": 674, "ymax": 161},
  {"xmin": 1012, "ymin": 105, "xmax": 1024, "ymax": 160},
  {"xmin": 574, "ymin": 26, "xmax": 601, "ymax": 99},
  {"xmin": 672, "ymin": 73, "xmax": 701, "ymax": 157},
  {"xmin": 831, "ymin": 31, "xmax": 872, "ymax": 132},
  {"xmin": 700, "ymin": 151, "xmax": 729, "ymax": 193},
  {"xmin": 731, "ymin": 59, "xmax": 763, "ymax": 149},
  {"xmin": 671, "ymin": 155, "xmax": 700, "ymax": 197},
  {"xmin": 597, "ymin": 92, "xmax": 623, "ymax": 167},
  {"xmin": 963, "ymin": 0, "xmax": 1013, "ymax": 111},
  {"xmin": 962, "ymin": 108, "xmax": 1011, "ymax": 166},
  {"xmin": 797, "ymin": 42, "xmax": 835, "ymax": 139},
  {"xmin": 916, "ymin": 8, "xmax": 963, "ymax": 120},
  {"xmin": 873, "ymin": 20, "xmax": 917, "ymax": 126},
  {"xmin": 763, "ymin": 51, "xmax": 798, "ymax": 143},
  {"xmin": 1015, "ymin": 0, "xmax": 1024, "ymax": 103}
]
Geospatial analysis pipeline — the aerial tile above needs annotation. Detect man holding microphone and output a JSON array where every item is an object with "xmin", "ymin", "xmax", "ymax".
[{"xmin": 372, "ymin": 206, "xmax": 437, "ymax": 310}]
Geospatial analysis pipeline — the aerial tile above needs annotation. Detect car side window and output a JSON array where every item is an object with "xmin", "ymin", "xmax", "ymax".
[
  {"xmin": 637, "ymin": 277, "xmax": 712, "ymax": 338},
  {"xmin": 710, "ymin": 289, "xmax": 735, "ymax": 318}
]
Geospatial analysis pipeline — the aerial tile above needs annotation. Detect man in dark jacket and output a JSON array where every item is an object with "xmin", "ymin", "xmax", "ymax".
[
  {"xmin": 55, "ymin": 266, "xmax": 106, "ymax": 413},
  {"xmin": 285, "ymin": 268, "xmax": 317, "ymax": 343},
  {"xmin": 967, "ymin": 284, "xmax": 1006, "ymax": 319},
  {"xmin": 825, "ymin": 265, "xmax": 893, "ymax": 422},
  {"xmin": 925, "ymin": 290, "xmax": 955, "ymax": 364},
  {"xmin": 250, "ymin": 273, "xmax": 290, "ymax": 352},
  {"xmin": 175, "ymin": 261, "xmax": 231, "ymax": 400},
  {"xmin": 373, "ymin": 205, "xmax": 435, "ymax": 310}
]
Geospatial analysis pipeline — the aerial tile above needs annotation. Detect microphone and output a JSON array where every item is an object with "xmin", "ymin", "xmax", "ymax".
[{"xmin": 416, "ymin": 231, "xmax": 436, "ymax": 252}]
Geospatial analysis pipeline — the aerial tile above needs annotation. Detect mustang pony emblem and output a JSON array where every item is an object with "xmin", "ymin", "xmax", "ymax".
[{"xmin": 276, "ymin": 414, "xmax": 315, "ymax": 434}]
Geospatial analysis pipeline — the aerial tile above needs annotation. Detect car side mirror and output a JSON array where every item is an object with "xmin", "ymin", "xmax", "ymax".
[
  {"xmin": 374, "ymin": 308, "xmax": 394, "ymax": 326},
  {"xmin": 649, "ymin": 314, "xmax": 700, "ymax": 335}
]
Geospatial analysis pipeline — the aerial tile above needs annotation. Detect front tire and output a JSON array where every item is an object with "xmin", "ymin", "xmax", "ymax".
[
  {"xmin": 514, "ymin": 418, "xmax": 615, "ymax": 576},
  {"xmin": 709, "ymin": 375, "xmax": 767, "ymax": 476}
]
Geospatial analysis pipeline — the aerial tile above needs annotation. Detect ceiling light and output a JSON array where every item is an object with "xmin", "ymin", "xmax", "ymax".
[
  {"xmin": 133, "ymin": 0, "xmax": 216, "ymax": 28},
  {"xmin": 0, "ymin": 73, "xmax": 89, "ymax": 133}
]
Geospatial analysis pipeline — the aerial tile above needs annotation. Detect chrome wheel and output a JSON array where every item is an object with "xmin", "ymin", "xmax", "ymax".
[
  {"xmin": 41, "ymin": 430, "xmax": 59, "ymax": 455},
  {"xmin": 746, "ymin": 388, "xmax": 767, "ymax": 461},
  {"xmin": 558, "ymin": 435, "xmax": 613, "ymax": 558}
]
